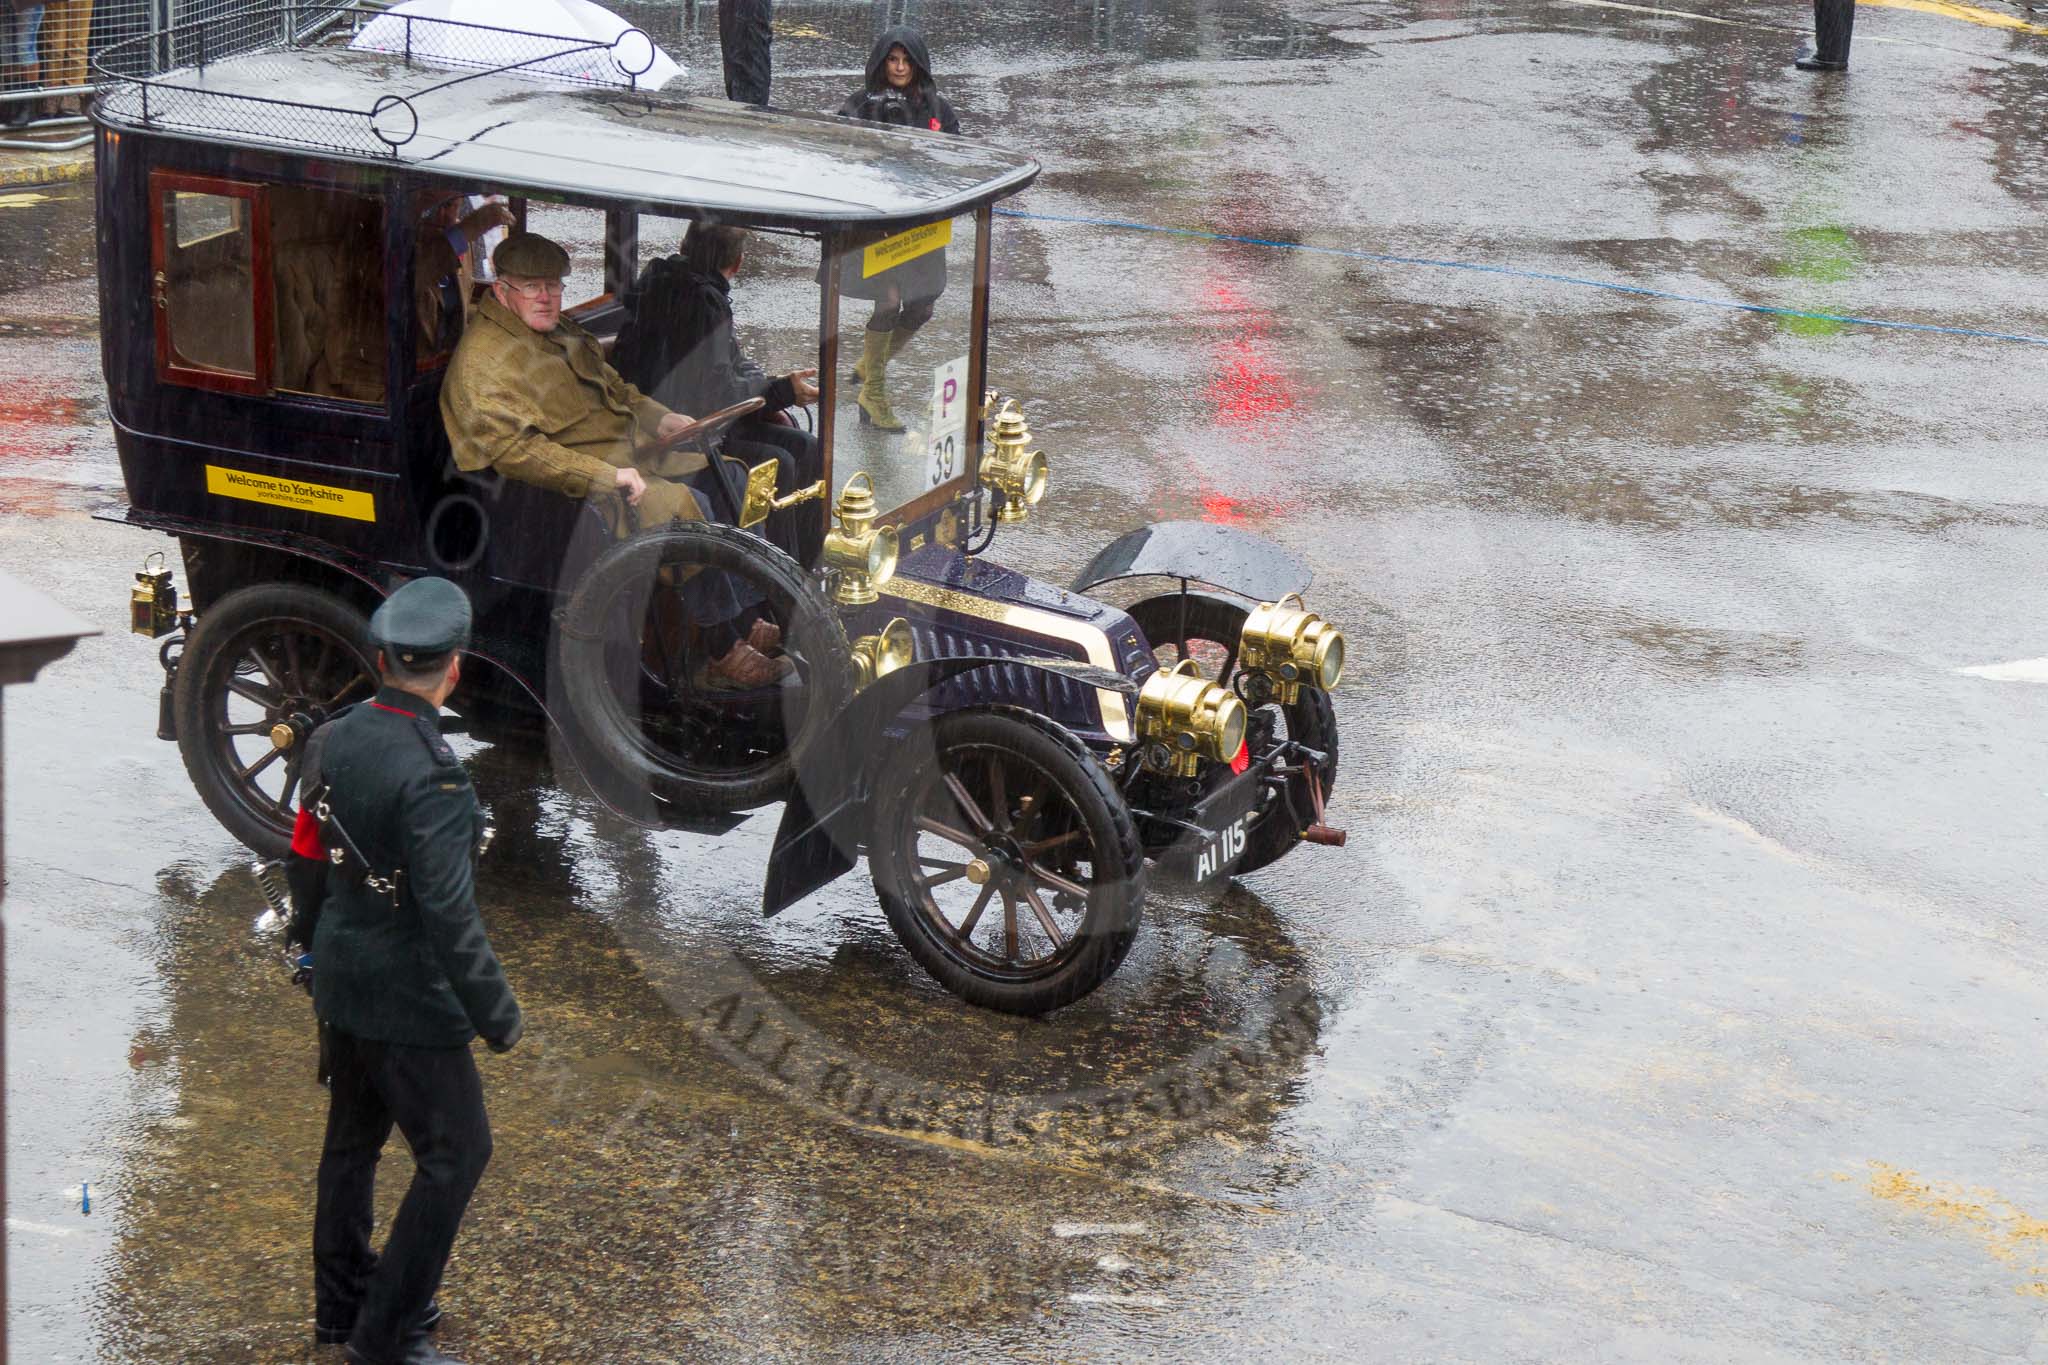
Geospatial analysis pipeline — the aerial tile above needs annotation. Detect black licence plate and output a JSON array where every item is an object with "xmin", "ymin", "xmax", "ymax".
[{"xmin": 1156, "ymin": 767, "xmax": 1264, "ymax": 884}]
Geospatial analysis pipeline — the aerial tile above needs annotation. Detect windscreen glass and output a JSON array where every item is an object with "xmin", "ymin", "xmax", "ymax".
[
  {"xmin": 829, "ymin": 211, "xmax": 979, "ymax": 516},
  {"xmin": 614, "ymin": 215, "xmax": 824, "ymax": 440}
]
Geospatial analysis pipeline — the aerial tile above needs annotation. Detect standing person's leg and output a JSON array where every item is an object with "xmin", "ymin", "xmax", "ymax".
[
  {"xmin": 43, "ymin": 0, "xmax": 90, "ymax": 114},
  {"xmin": 2, "ymin": 7, "xmax": 45, "ymax": 128},
  {"xmin": 857, "ymin": 292, "xmax": 906, "ymax": 431},
  {"xmin": 347, "ymin": 1044, "xmax": 492, "ymax": 1364},
  {"xmin": 717, "ymin": 0, "xmax": 773, "ymax": 105},
  {"xmin": 314, "ymin": 1029, "xmax": 395, "ymax": 1347},
  {"xmin": 1796, "ymin": 0, "xmax": 1854, "ymax": 71}
]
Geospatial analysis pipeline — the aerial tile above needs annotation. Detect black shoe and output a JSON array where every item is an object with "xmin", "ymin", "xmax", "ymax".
[
  {"xmin": 344, "ymin": 1333, "xmax": 462, "ymax": 1365},
  {"xmin": 1794, "ymin": 55, "xmax": 1848, "ymax": 71},
  {"xmin": 318, "ymin": 1301, "xmax": 441, "ymax": 1345},
  {"xmin": 1, "ymin": 102, "xmax": 31, "ymax": 129}
]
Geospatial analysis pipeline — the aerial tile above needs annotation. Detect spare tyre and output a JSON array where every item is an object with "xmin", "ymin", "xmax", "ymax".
[{"xmin": 550, "ymin": 519, "xmax": 853, "ymax": 817}]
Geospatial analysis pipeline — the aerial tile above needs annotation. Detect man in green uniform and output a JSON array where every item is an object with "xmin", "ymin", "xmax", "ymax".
[
  {"xmin": 302, "ymin": 577, "xmax": 520, "ymax": 1365},
  {"xmin": 441, "ymin": 231, "xmax": 789, "ymax": 687}
]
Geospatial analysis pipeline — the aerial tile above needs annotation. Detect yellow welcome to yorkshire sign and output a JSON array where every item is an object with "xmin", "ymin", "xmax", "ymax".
[
  {"xmin": 205, "ymin": 465, "xmax": 377, "ymax": 522},
  {"xmin": 863, "ymin": 219, "xmax": 952, "ymax": 279}
]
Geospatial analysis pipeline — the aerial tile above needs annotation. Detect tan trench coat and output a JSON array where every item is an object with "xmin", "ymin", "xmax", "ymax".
[{"xmin": 441, "ymin": 294, "xmax": 707, "ymax": 530}]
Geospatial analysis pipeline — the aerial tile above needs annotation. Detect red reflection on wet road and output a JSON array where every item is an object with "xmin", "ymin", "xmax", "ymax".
[
  {"xmin": 1200, "ymin": 278, "xmax": 1300, "ymax": 426},
  {"xmin": 0, "ymin": 377, "xmax": 81, "ymax": 440},
  {"xmin": 1200, "ymin": 491, "xmax": 1246, "ymax": 524}
]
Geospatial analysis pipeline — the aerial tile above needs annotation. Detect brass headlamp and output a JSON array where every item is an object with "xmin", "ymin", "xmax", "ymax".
[
  {"xmin": 982, "ymin": 398, "xmax": 1048, "ymax": 524},
  {"xmin": 1134, "ymin": 659, "xmax": 1248, "ymax": 778},
  {"xmin": 131, "ymin": 550, "xmax": 179, "ymax": 638},
  {"xmin": 849, "ymin": 617, "xmax": 915, "ymax": 689},
  {"xmin": 1238, "ymin": 593, "xmax": 1346, "ymax": 704},
  {"xmin": 821, "ymin": 472, "xmax": 899, "ymax": 607}
]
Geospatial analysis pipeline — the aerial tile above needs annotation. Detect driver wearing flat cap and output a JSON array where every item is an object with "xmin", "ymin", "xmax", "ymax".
[
  {"xmin": 286, "ymin": 576, "xmax": 522, "ymax": 1365},
  {"xmin": 440, "ymin": 231, "xmax": 791, "ymax": 688},
  {"xmin": 441, "ymin": 231, "xmax": 706, "ymax": 530}
]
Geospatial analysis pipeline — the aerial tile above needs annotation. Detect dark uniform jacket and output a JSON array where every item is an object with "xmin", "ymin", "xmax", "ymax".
[
  {"xmin": 306, "ymin": 687, "xmax": 522, "ymax": 1050},
  {"xmin": 613, "ymin": 262, "xmax": 797, "ymax": 420}
]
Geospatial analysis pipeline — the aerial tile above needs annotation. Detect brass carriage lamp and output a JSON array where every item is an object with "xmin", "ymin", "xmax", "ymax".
[
  {"xmin": 1238, "ymin": 594, "xmax": 1346, "ymax": 704},
  {"xmin": 850, "ymin": 617, "xmax": 916, "ymax": 689},
  {"xmin": 130, "ymin": 551, "xmax": 179, "ymax": 638},
  {"xmin": 982, "ymin": 399, "xmax": 1049, "ymax": 524},
  {"xmin": 1134, "ymin": 659, "xmax": 1248, "ymax": 778},
  {"xmin": 822, "ymin": 472, "xmax": 899, "ymax": 607}
]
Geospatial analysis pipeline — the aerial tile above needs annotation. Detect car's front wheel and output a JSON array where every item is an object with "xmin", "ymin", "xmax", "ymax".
[{"xmin": 868, "ymin": 707, "xmax": 1144, "ymax": 1015}]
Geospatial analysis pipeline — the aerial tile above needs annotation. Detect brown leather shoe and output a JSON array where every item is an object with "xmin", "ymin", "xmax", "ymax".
[
  {"xmin": 698, "ymin": 640, "xmax": 794, "ymax": 691},
  {"xmin": 746, "ymin": 617, "xmax": 783, "ymax": 654}
]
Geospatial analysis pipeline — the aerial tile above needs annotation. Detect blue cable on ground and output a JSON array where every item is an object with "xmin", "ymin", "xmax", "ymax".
[{"xmin": 993, "ymin": 207, "xmax": 2048, "ymax": 350}]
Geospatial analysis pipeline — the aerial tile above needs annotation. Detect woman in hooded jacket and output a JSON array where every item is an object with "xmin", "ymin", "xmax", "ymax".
[{"xmin": 836, "ymin": 26, "xmax": 960, "ymax": 431}]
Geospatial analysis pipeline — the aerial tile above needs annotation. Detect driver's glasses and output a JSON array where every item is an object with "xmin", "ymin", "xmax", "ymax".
[{"xmin": 503, "ymin": 277, "xmax": 565, "ymax": 299}]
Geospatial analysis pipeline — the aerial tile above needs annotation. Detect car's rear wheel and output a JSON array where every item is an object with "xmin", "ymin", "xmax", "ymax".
[
  {"xmin": 869, "ymin": 707, "xmax": 1144, "ymax": 1015},
  {"xmin": 172, "ymin": 582, "xmax": 377, "ymax": 856},
  {"xmin": 1126, "ymin": 592, "xmax": 1339, "ymax": 875}
]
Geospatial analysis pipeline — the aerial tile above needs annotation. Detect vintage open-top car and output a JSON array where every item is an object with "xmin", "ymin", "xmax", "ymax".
[{"xmin": 93, "ymin": 4, "xmax": 1348, "ymax": 1014}]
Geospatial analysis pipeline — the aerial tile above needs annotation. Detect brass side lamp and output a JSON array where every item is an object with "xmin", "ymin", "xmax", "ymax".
[
  {"xmin": 131, "ymin": 551, "xmax": 179, "ymax": 638},
  {"xmin": 982, "ymin": 399, "xmax": 1049, "ymax": 525},
  {"xmin": 850, "ymin": 617, "xmax": 916, "ymax": 689},
  {"xmin": 1238, "ymin": 594, "xmax": 1346, "ymax": 704},
  {"xmin": 1134, "ymin": 659, "xmax": 1248, "ymax": 778},
  {"xmin": 822, "ymin": 472, "xmax": 899, "ymax": 607}
]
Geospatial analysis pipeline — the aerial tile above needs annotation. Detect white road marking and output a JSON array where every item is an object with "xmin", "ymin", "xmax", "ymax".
[
  {"xmin": 1096, "ymin": 1253, "xmax": 1134, "ymax": 1272},
  {"xmin": 1956, "ymin": 658, "xmax": 2048, "ymax": 683},
  {"xmin": 1052, "ymin": 1221, "xmax": 1147, "ymax": 1238},
  {"xmin": 8, "ymin": 1218, "xmax": 77, "ymax": 1238},
  {"xmin": 1068, "ymin": 1292, "xmax": 1169, "ymax": 1308}
]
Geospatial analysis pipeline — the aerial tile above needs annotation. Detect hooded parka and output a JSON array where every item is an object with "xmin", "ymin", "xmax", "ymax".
[{"xmin": 838, "ymin": 26, "xmax": 960, "ymax": 134}]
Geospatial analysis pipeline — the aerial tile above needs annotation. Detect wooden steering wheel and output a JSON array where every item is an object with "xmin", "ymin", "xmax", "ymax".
[{"xmin": 642, "ymin": 396, "xmax": 766, "ymax": 459}]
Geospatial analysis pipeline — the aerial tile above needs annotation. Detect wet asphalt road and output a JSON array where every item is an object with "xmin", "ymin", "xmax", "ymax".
[{"xmin": 7, "ymin": 0, "xmax": 2048, "ymax": 1360}]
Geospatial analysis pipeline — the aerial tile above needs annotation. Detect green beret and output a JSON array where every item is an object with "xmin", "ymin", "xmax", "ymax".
[
  {"xmin": 492, "ymin": 232, "xmax": 570, "ymax": 279},
  {"xmin": 370, "ymin": 577, "xmax": 472, "ymax": 668}
]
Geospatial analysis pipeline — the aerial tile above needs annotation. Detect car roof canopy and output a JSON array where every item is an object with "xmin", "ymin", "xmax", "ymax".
[{"xmin": 93, "ymin": 13, "xmax": 1038, "ymax": 229}]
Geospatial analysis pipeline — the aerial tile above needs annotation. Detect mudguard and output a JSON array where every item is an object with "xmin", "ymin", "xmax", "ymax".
[
  {"xmin": 760, "ymin": 655, "xmax": 1137, "ymax": 917},
  {"xmin": 1070, "ymin": 520, "xmax": 1311, "ymax": 602}
]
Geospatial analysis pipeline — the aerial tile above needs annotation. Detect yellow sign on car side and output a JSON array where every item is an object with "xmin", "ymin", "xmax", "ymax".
[
  {"xmin": 863, "ymin": 219, "xmax": 953, "ymax": 279},
  {"xmin": 204, "ymin": 465, "xmax": 377, "ymax": 522}
]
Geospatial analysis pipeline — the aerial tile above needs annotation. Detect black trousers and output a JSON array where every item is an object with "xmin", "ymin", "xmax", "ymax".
[
  {"xmin": 1814, "ymin": 0, "xmax": 1854, "ymax": 63},
  {"xmin": 718, "ymin": 0, "xmax": 773, "ymax": 105},
  {"xmin": 315, "ymin": 1029, "xmax": 493, "ymax": 1364}
]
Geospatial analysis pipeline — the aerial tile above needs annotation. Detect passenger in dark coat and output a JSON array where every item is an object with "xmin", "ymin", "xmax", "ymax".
[
  {"xmin": 291, "ymin": 577, "xmax": 519, "ymax": 1365},
  {"xmin": 835, "ymin": 26, "xmax": 960, "ymax": 432},
  {"xmin": 718, "ymin": 0, "xmax": 773, "ymax": 105},
  {"xmin": 614, "ymin": 222, "xmax": 825, "ymax": 566}
]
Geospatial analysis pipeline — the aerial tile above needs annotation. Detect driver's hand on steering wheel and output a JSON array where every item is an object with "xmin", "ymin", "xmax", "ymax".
[
  {"xmin": 655, "ymin": 412, "xmax": 696, "ymax": 443},
  {"xmin": 614, "ymin": 466, "xmax": 648, "ymax": 506},
  {"xmin": 787, "ymin": 368, "xmax": 820, "ymax": 405}
]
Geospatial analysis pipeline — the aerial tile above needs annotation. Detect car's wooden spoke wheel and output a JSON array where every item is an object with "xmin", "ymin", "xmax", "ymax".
[
  {"xmin": 870, "ymin": 707, "xmax": 1143, "ymax": 1015},
  {"xmin": 173, "ymin": 583, "xmax": 376, "ymax": 855}
]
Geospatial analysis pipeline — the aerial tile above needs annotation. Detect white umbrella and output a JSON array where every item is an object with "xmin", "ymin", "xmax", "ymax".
[{"xmin": 349, "ymin": 0, "xmax": 684, "ymax": 91}]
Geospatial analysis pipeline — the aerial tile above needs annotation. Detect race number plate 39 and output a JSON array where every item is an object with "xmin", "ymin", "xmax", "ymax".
[{"xmin": 926, "ymin": 354, "xmax": 970, "ymax": 489}]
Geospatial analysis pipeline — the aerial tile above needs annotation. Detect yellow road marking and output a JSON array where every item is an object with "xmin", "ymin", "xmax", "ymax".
[
  {"xmin": 1861, "ymin": 0, "xmax": 2048, "ymax": 35},
  {"xmin": 0, "ymin": 192, "xmax": 52, "ymax": 208},
  {"xmin": 1560, "ymin": 0, "xmax": 2048, "ymax": 40},
  {"xmin": 1860, "ymin": 1162, "xmax": 2048, "ymax": 1296}
]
